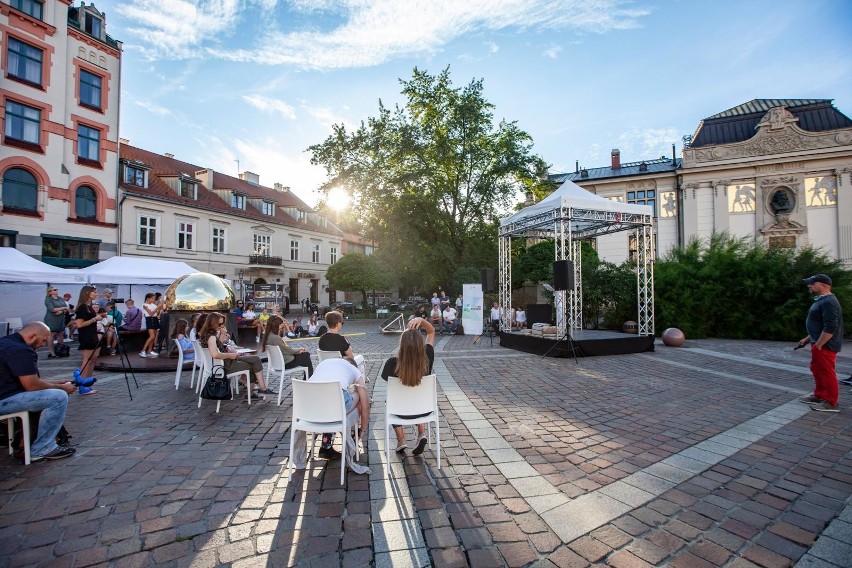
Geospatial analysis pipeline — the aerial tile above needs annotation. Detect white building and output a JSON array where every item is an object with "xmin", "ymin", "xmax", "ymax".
[{"xmin": 1, "ymin": 0, "xmax": 121, "ymax": 266}]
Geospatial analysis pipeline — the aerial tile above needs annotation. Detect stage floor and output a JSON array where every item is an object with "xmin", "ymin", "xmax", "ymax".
[{"xmin": 499, "ymin": 329, "xmax": 655, "ymax": 358}]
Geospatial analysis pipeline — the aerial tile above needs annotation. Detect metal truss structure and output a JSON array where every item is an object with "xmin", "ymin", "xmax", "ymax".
[{"xmin": 498, "ymin": 205, "xmax": 655, "ymax": 337}]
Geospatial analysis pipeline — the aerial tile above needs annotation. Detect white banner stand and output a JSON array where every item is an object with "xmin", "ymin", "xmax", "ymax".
[{"xmin": 461, "ymin": 283, "xmax": 483, "ymax": 335}]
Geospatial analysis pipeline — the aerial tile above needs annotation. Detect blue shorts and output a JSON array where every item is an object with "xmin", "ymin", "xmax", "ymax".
[{"xmin": 343, "ymin": 389, "xmax": 356, "ymax": 411}]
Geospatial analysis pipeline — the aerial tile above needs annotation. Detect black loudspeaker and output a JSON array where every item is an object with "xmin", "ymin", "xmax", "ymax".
[
  {"xmin": 481, "ymin": 268, "xmax": 495, "ymax": 292},
  {"xmin": 552, "ymin": 260, "xmax": 574, "ymax": 291},
  {"xmin": 526, "ymin": 304, "xmax": 552, "ymax": 326}
]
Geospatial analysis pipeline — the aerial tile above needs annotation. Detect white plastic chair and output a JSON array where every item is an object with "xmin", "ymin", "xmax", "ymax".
[
  {"xmin": 385, "ymin": 374, "xmax": 440, "ymax": 474},
  {"xmin": 173, "ymin": 338, "xmax": 196, "ymax": 390},
  {"xmin": 190, "ymin": 339, "xmax": 205, "ymax": 391},
  {"xmin": 196, "ymin": 347, "xmax": 250, "ymax": 412},
  {"xmin": 265, "ymin": 345, "xmax": 308, "ymax": 406},
  {"xmin": 317, "ymin": 349, "xmax": 342, "ymax": 363},
  {"xmin": 289, "ymin": 379, "xmax": 360, "ymax": 486},
  {"xmin": 2, "ymin": 411, "xmax": 31, "ymax": 465}
]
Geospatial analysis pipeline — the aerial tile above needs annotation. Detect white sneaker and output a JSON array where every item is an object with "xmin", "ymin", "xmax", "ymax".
[
  {"xmin": 139, "ymin": 351, "xmax": 147, "ymax": 358},
  {"xmin": 148, "ymin": 351, "xmax": 158, "ymax": 358}
]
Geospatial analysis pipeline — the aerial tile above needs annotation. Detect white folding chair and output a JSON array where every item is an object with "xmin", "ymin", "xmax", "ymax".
[
  {"xmin": 265, "ymin": 345, "xmax": 308, "ymax": 406},
  {"xmin": 289, "ymin": 379, "xmax": 360, "ymax": 486},
  {"xmin": 190, "ymin": 339, "xmax": 205, "ymax": 391},
  {"xmin": 317, "ymin": 349, "xmax": 342, "ymax": 363},
  {"xmin": 173, "ymin": 339, "xmax": 192, "ymax": 390},
  {"xmin": 196, "ymin": 347, "xmax": 250, "ymax": 412},
  {"xmin": 2, "ymin": 411, "xmax": 30, "ymax": 465},
  {"xmin": 385, "ymin": 374, "xmax": 440, "ymax": 474}
]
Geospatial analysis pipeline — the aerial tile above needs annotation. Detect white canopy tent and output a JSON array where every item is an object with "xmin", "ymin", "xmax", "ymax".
[
  {"xmin": 0, "ymin": 248, "xmax": 87, "ymax": 284},
  {"xmin": 498, "ymin": 179, "xmax": 655, "ymax": 336},
  {"xmin": 77, "ymin": 256, "xmax": 198, "ymax": 285}
]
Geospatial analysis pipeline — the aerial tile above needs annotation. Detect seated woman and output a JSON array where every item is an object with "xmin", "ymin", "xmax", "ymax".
[
  {"xmin": 199, "ymin": 312, "xmax": 275, "ymax": 396},
  {"xmin": 240, "ymin": 303, "xmax": 265, "ymax": 342},
  {"xmin": 262, "ymin": 315, "xmax": 313, "ymax": 377},
  {"xmin": 171, "ymin": 318, "xmax": 194, "ymax": 361},
  {"xmin": 305, "ymin": 314, "xmax": 326, "ymax": 337},
  {"xmin": 513, "ymin": 306, "xmax": 527, "ymax": 330},
  {"xmin": 380, "ymin": 316, "xmax": 436, "ymax": 455}
]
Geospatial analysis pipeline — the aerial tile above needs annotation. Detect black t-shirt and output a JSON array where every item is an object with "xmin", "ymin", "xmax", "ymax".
[
  {"xmin": 318, "ymin": 332, "xmax": 351, "ymax": 356},
  {"xmin": 381, "ymin": 344, "xmax": 435, "ymax": 381},
  {"xmin": 0, "ymin": 333, "xmax": 39, "ymax": 401},
  {"xmin": 75, "ymin": 304, "xmax": 98, "ymax": 345}
]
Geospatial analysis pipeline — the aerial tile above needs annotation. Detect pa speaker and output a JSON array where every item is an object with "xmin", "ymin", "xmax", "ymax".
[
  {"xmin": 481, "ymin": 268, "xmax": 495, "ymax": 292},
  {"xmin": 552, "ymin": 260, "xmax": 574, "ymax": 291}
]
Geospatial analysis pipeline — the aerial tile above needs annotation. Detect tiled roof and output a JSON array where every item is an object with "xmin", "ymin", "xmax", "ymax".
[
  {"xmin": 691, "ymin": 99, "xmax": 852, "ymax": 148},
  {"xmin": 119, "ymin": 144, "xmax": 342, "ymax": 237},
  {"xmin": 550, "ymin": 157, "xmax": 680, "ymax": 183}
]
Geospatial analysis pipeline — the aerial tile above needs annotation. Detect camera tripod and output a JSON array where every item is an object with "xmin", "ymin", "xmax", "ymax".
[{"xmin": 79, "ymin": 328, "xmax": 139, "ymax": 400}]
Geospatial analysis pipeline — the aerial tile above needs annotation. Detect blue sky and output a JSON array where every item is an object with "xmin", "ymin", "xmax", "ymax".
[{"xmin": 106, "ymin": 0, "xmax": 852, "ymax": 207}]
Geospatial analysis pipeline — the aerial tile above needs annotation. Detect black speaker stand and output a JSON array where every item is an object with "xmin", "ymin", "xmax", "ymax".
[{"xmin": 542, "ymin": 327, "xmax": 580, "ymax": 364}]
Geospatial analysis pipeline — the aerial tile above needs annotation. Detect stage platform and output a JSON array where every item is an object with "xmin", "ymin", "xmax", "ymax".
[
  {"xmin": 499, "ymin": 329, "xmax": 655, "ymax": 358},
  {"xmin": 96, "ymin": 349, "xmax": 266, "ymax": 373}
]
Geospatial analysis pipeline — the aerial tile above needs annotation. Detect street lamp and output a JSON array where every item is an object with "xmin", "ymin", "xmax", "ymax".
[{"xmin": 237, "ymin": 269, "xmax": 245, "ymax": 303}]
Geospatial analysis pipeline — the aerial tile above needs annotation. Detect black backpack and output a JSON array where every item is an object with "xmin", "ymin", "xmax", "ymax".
[{"xmin": 54, "ymin": 344, "xmax": 71, "ymax": 358}]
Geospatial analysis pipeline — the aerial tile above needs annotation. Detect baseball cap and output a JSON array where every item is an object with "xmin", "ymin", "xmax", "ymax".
[
  {"xmin": 803, "ymin": 274, "xmax": 832, "ymax": 286},
  {"xmin": 103, "ymin": 288, "xmax": 113, "ymax": 294}
]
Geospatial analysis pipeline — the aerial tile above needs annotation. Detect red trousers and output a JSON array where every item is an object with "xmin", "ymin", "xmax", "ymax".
[{"xmin": 810, "ymin": 345, "xmax": 838, "ymax": 406}]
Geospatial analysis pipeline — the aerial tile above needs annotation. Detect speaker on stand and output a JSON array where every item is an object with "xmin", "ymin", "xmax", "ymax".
[{"xmin": 544, "ymin": 259, "xmax": 579, "ymax": 363}]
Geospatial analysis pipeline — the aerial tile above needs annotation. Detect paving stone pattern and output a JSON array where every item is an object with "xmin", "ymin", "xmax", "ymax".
[{"xmin": 0, "ymin": 325, "xmax": 850, "ymax": 567}]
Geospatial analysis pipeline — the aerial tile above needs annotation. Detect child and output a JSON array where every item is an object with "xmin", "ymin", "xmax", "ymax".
[
  {"xmin": 170, "ymin": 318, "xmax": 194, "ymax": 361},
  {"xmin": 96, "ymin": 306, "xmax": 118, "ymax": 355}
]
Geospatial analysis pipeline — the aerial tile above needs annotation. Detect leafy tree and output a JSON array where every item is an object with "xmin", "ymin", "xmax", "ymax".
[
  {"xmin": 450, "ymin": 266, "xmax": 482, "ymax": 295},
  {"xmin": 326, "ymin": 254, "xmax": 396, "ymax": 311},
  {"xmin": 309, "ymin": 66, "xmax": 546, "ymax": 289}
]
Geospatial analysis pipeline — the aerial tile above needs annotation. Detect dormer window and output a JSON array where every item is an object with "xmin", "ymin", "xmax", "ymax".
[
  {"xmin": 123, "ymin": 164, "xmax": 147, "ymax": 188},
  {"xmin": 231, "ymin": 192, "xmax": 246, "ymax": 210},
  {"xmin": 179, "ymin": 178, "xmax": 196, "ymax": 199},
  {"xmin": 12, "ymin": 0, "xmax": 43, "ymax": 20},
  {"xmin": 85, "ymin": 13, "xmax": 102, "ymax": 39},
  {"xmin": 298, "ymin": 210, "xmax": 307, "ymax": 223},
  {"xmin": 261, "ymin": 201, "xmax": 275, "ymax": 216}
]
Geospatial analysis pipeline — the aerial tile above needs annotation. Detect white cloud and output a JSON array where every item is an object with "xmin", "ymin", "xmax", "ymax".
[
  {"xmin": 242, "ymin": 94, "xmax": 298, "ymax": 119},
  {"xmin": 615, "ymin": 128, "xmax": 679, "ymax": 160},
  {"xmin": 117, "ymin": 0, "xmax": 651, "ymax": 67},
  {"xmin": 543, "ymin": 44, "xmax": 562, "ymax": 59},
  {"xmin": 485, "ymin": 41, "xmax": 499, "ymax": 54},
  {"xmin": 302, "ymin": 104, "xmax": 354, "ymax": 132},
  {"xmin": 134, "ymin": 100, "xmax": 172, "ymax": 116}
]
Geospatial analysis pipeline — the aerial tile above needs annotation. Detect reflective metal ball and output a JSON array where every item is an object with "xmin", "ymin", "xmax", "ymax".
[{"xmin": 164, "ymin": 272, "xmax": 235, "ymax": 312}]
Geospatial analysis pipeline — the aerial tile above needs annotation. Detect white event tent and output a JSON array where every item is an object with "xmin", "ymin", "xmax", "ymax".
[
  {"xmin": 498, "ymin": 179, "xmax": 655, "ymax": 336},
  {"xmin": 76, "ymin": 256, "xmax": 198, "ymax": 285}
]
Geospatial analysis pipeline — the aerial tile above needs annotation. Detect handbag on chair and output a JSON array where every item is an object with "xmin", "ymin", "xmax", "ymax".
[{"xmin": 200, "ymin": 365, "xmax": 231, "ymax": 400}]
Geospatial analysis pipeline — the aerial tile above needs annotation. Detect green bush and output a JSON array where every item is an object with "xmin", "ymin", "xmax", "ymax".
[{"xmin": 655, "ymin": 233, "xmax": 852, "ymax": 340}]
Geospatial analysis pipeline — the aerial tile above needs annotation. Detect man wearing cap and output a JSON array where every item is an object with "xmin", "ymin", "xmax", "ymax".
[
  {"xmin": 797, "ymin": 274, "xmax": 842, "ymax": 412},
  {"xmin": 95, "ymin": 288, "xmax": 113, "ymax": 310}
]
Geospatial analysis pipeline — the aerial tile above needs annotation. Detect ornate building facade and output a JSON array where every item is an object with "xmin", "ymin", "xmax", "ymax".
[
  {"xmin": 552, "ymin": 99, "xmax": 852, "ymax": 263},
  {"xmin": 1, "ymin": 1, "xmax": 121, "ymax": 266}
]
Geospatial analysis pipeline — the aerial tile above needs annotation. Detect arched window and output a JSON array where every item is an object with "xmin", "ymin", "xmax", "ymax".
[
  {"xmin": 2, "ymin": 167, "xmax": 38, "ymax": 211},
  {"xmin": 75, "ymin": 185, "xmax": 97, "ymax": 219}
]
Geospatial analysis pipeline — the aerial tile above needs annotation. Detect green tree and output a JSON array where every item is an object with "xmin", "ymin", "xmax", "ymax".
[
  {"xmin": 326, "ymin": 254, "xmax": 396, "ymax": 311},
  {"xmin": 309, "ymin": 66, "xmax": 546, "ymax": 289}
]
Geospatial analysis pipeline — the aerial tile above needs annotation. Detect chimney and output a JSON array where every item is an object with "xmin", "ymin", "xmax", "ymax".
[
  {"xmin": 164, "ymin": 153, "xmax": 174, "ymax": 158},
  {"xmin": 195, "ymin": 169, "xmax": 214, "ymax": 188},
  {"xmin": 611, "ymin": 149, "xmax": 620, "ymax": 169},
  {"xmin": 672, "ymin": 143, "xmax": 677, "ymax": 166},
  {"xmin": 575, "ymin": 160, "xmax": 579, "ymax": 174},
  {"xmin": 239, "ymin": 171, "xmax": 260, "ymax": 186},
  {"xmin": 273, "ymin": 183, "xmax": 290, "ymax": 193}
]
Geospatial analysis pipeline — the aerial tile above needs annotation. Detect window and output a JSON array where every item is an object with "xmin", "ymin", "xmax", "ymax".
[
  {"xmin": 177, "ymin": 221, "xmax": 194, "ymax": 250},
  {"xmin": 330, "ymin": 246, "xmax": 338, "ymax": 264},
  {"xmin": 2, "ymin": 167, "xmax": 38, "ymax": 211},
  {"xmin": 124, "ymin": 165, "xmax": 146, "ymax": 187},
  {"xmin": 138, "ymin": 215, "xmax": 159, "ymax": 246},
  {"xmin": 12, "ymin": 0, "xmax": 43, "ymax": 20},
  {"xmin": 75, "ymin": 186, "xmax": 97, "ymax": 219},
  {"xmin": 231, "ymin": 193, "xmax": 245, "ymax": 209},
  {"xmin": 212, "ymin": 227, "xmax": 226, "ymax": 254},
  {"xmin": 627, "ymin": 189, "xmax": 656, "ymax": 213},
  {"xmin": 4, "ymin": 100, "xmax": 40, "ymax": 145},
  {"xmin": 84, "ymin": 13, "xmax": 102, "ymax": 38},
  {"xmin": 312, "ymin": 244, "xmax": 320, "ymax": 263},
  {"xmin": 261, "ymin": 201, "xmax": 275, "ymax": 216},
  {"xmin": 42, "ymin": 236, "xmax": 99, "ymax": 267},
  {"xmin": 79, "ymin": 70, "xmax": 102, "ymax": 110},
  {"xmin": 179, "ymin": 179, "xmax": 196, "ymax": 199},
  {"xmin": 77, "ymin": 124, "xmax": 100, "ymax": 162},
  {"xmin": 253, "ymin": 234, "xmax": 271, "ymax": 256},
  {"xmin": 7, "ymin": 38, "xmax": 42, "ymax": 85},
  {"xmin": 290, "ymin": 239, "xmax": 300, "ymax": 261}
]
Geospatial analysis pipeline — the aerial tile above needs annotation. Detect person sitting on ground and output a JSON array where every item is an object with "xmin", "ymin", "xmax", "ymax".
[
  {"xmin": 0, "ymin": 322, "xmax": 77, "ymax": 461},
  {"xmin": 240, "ymin": 303, "xmax": 264, "ymax": 342},
  {"xmin": 118, "ymin": 299, "xmax": 142, "ymax": 332},
  {"xmin": 44, "ymin": 287, "xmax": 70, "ymax": 359},
  {"xmin": 442, "ymin": 305, "xmax": 458, "ymax": 334},
  {"xmin": 199, "ymin": 312, "xmax": 275, "ymax": 396},
  {"xmin": 285, "ymin": 319, "xmax": 299, "ymax": 339},
  {"xmin": 381, "ymin": 317, "xmax": 436, "ymax": 454},
  {"xmin": 171, "ymin": 318, "xmax": 194, "ymax": 361},
  {"xmin": 305, "ymin": 314, "xmax": 326, "ymax": 337},
  {"xmin": 309, "ymin": 356, "xmax": 370, "ymax": 443},
  {"xmin": 263, "ymin": 315, "xmax": 313, "ymax": 377},
  {"xmin": 96, "ymin": 306, "xmax": 118, "ymax": 355}
]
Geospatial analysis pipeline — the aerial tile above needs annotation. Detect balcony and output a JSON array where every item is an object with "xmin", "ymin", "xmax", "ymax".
[{"xmin": 249, "ymin": 254, "xmax": 283, "ymax": 266}]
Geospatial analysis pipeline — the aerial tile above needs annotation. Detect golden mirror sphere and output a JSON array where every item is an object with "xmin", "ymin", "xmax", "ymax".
[{"xmin": 164, "ymin": 272, "xmax": 235, "ymax": 312}]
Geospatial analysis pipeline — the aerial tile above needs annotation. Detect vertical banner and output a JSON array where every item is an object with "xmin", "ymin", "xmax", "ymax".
[{"xmin": 461, "ymin": 283, "xmax": 483, "ymax": 335}]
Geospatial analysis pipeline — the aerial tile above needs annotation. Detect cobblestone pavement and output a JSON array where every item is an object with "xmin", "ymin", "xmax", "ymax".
[{"xmin": 1, "ymin": 323, "xmax": 850, "ymax": 567}]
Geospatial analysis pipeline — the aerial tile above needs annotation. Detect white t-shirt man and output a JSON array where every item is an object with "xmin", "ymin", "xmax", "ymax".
[
  {"xmin": 442, "ymin": 307, "xmax": 457, "ymax": 322},
  {"xmin": 490, "ymin": 304, "xmax": 501, "ymax": 322},
  {"xmin": 309, "ymin": 358, "xmax": 361, "ymax": 391}
]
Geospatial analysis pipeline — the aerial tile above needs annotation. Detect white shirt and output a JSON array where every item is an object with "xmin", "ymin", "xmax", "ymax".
[
  {"xmin": 516, "ymin": 310, "xmax": 526, "ymax": 323},
  {"xmin": 242, "ymin": 309, "xmax": 257, "ymax": 319},
  {"xmin": 309, "ymin": 358, "xmax": 361, "ymax": 390},
  {"xmin": 442, "ymin": 307, "xmax": 457, "ymax": 322},
  {"xmin": 490, "ymin": 306, "xmax": 500, "ymax": 321}
]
